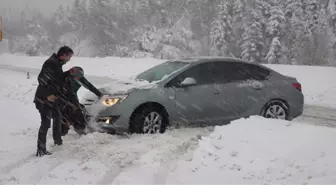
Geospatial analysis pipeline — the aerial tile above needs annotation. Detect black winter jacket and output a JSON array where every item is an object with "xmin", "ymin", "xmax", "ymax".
[
  {"xmin": 34, "ymin": 54, "xmax": 67, "ymax": 106},
  {"xmin": 63, "ymin": 71, "xmax": 103, "ymax": 104}
]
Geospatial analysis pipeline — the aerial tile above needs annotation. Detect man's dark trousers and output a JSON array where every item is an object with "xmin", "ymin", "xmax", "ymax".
[{"xmin": 36, "ymin": 103, "xmax": 63, "ymax": 150}]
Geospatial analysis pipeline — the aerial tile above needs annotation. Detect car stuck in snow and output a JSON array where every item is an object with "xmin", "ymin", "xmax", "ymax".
[{"xmin": 80, "ymin": 56, "xmax": 304, "ymax": 135}]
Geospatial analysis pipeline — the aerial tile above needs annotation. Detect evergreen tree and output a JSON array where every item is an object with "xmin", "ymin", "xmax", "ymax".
[
  {"xmin": 209, "ymin": 0, "xmax": 233, "ymax": 56},
  {"xmin": 241, "ymin": 2, "xmax": 265, "ymax": 63},
  {"xmin": 266, "ymin": 5, "xmax": 285, "ymax": 38},
  {"xmin": 265, "ymin": 37, "xmax": 282, "ymax": 63}
]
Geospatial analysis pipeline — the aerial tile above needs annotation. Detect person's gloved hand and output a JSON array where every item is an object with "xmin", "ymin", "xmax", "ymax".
[
  {"xmin": 47, "ymin": 95, "xmax": 57, "ymax": 102},
  {"xmin": 100, "ymin": 94, "xmax": 109, "ymax": 99},
  {"xmin": 98, "ymin": 93, "xmax": 104, "ymax": 99}
]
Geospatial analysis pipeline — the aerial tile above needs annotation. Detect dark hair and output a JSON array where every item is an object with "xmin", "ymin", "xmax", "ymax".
[{"xmin": 56, "ymin": 46, "xmax": 74, "ymax": 57}]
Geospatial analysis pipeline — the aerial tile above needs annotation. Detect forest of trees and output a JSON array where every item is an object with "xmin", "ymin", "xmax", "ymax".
[{"xmin": 2, "ymin": 0, "xmax": 336, "ymax": 66}]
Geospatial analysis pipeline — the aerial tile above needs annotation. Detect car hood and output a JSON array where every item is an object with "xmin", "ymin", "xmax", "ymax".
[{"xmin": 79, "ymin": 78, "xmax": 158, "ymax": 102}]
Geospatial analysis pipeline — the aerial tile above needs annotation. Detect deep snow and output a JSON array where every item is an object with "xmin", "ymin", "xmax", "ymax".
[
  {"xmin": 0, "ymin": 54, "xmax": 336, "ymax": 184},
  {"xmin": 166, "ymin": 116, "xmax": 336, "ymax": 184}
]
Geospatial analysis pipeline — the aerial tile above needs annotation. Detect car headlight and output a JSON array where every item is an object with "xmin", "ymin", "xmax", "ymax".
[{"xmin": 101, "ymin": 95, "xmax": 128, "ymax": 106}]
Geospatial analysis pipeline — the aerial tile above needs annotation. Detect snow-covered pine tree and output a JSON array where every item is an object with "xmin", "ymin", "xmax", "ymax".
[
  {"xmin": 69, "ymin": 0, "xmax": 88, "ymax": 31},
  {"xmin": 88, "ymin": 0, "xmax": 120, "ymax": 56},
  {"xmin": 232, "ymin": 0, "xmax": 246, "ymax": 57},
  {"xmin": 305, "ymin": 0, "xmax": 320, "ymax": 30},
  {"xmin": 53, "ymin": 5, "xmax": 73, "ymax": 31},
  {"xmin": 24, "ymin": 13, "xmax": 52, "ymax": 56},
  {"xmin": 241, "ymin": 0, "xmax": 265, "ymax": 63},
  {"xmin": 265, "ymin": 5, "xmax": 285, "ymax": 64},
  {"xmin": 328, "ymin": 0, "xmax": 336, "ymax": 37},
  {"xmin": 209, "ymin": 0, "xmax": 233, "ymax": 56},
  {"xmin": 265, "ymin": 37, "xmax": 282, "ymax": 63},
  {"xmin": 301, "ymin": 6, "xmax": 330, "ymax": 65},
  {"xmin": 282, "ymin": 0, "xmax": 307, "ymax": 64},
  {"xmin": 266, "ymin": 5, "xmax": 285, "ymax": 38}
]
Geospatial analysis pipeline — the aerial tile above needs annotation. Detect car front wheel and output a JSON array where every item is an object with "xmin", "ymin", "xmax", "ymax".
[{"xmin": 129, "ymin": 105, "xmax": 168, "ymax": 134}]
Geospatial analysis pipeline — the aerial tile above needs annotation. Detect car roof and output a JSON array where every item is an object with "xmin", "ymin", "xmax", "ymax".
[
  {"xmin": 174, "ymin": 56, "xmax": 276, "ymax": 73},
  {"xmin": 178, "ymin": 56, "xmax": 250, "ymax": 64}
]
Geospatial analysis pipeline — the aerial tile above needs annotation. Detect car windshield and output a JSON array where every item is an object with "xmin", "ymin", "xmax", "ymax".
[{"xmin": 135, "ymin": 61, "xmax": 190, "ymax": 83}]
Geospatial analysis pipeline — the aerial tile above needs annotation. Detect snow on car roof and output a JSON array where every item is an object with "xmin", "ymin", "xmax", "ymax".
[{"xmin": 179, "ymin": 56, "xmax": 248, "ymax": 63}]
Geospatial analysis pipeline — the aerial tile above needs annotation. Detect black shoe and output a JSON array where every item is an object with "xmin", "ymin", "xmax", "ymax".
[
  {"xmin": 36, "ymin": 149, "xmax": 52, "ymax": 157},
  {"xmin": 54, "ymin": 140, "xmax": 63, "ymax": 146}
]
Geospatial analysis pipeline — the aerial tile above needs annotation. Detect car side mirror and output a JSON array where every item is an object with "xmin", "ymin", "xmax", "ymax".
[{"xmin": 179, "ymin": 77, "xmax": 197, "ymax": 87}]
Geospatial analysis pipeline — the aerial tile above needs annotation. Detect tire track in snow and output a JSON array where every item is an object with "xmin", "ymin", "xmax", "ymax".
[
  {"xmin": 95, "ymin": 167, "xmax": 126, "ymax": 185},
  {"xmin": 0, "ymin": 155, "xmax": 36, "ymax": 177},
  {"xmin": 297, "ymin": 104, "xmax": 336, "ymax": 128},
  {"xmin": 150, "ymin": 134, "xmax": 205, "ymax": 185},
  {"xmin": 95, "ymin": 132, "xmax": 208, "ymax": 185},
  {"xmin": 0, "ymin": 127, "xmax": 213, "ymax": 184},
  {"xmin": 0, "ymin": 151, "xmax": 70, "ymax": 184},
  {"xmin": 0, "ymin": 131, "xmax": 84, "ymax": 184},
  {"xmin": 104, "ymin": 127, "xmax": 214, "ymax": 185}
]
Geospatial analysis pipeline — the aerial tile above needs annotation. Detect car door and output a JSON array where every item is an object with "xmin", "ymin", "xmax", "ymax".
[
  {"xmin": 212, "ymin": 62, "xmax": 269, "ymax": 123},
  {"xmin": 166, "ymin": 63, "xmax": 221, "ymax": 126}
]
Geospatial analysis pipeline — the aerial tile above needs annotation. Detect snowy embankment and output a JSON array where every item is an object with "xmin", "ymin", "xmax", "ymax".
[
  {"xmin": 166, "ymin": 117, "xmax": 336, "ymax": 184},
  {"xmin": 0, "ymin": 54, "xmax": 336, "ymax": 184}
]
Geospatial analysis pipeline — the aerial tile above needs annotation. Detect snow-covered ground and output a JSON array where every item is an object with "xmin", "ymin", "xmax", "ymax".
[
  {"xmin": 166, "ymin": 117, "xmax": 336, "ymax": 184},
  {"xmin": 0, "ymin": 54, "xmax": 336, "ymax": 184}
]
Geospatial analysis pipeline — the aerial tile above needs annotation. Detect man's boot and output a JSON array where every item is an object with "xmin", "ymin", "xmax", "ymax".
[
  {"xmin": 36, "ymin": 148, "xmax": 52, "ymax": 157},
  {"xmin": 54, "ymin": 140, "xmax": 63, "ymax": 146}
]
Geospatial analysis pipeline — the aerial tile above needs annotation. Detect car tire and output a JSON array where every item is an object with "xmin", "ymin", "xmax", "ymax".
[
  {"xmin": 129, "ymin": 105, "xmax": 168, "ymax": 134},
  {"xmin": 261, "ymin": 100, "xmax": 289, "ymax": 120}
]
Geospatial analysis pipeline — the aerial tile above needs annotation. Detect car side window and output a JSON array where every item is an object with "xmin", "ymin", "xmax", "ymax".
[
  {"xmin": 167, "ymin": 63, "xmax": 215, "ymax": 86},
  {"xmin": 211, "ymin": 62, "xmax": 272, "ymax": 83},
  {"xmin": 234, "ymin": 63, "xmax": 271, "ymax": 81},
  {"xmin": 211, "ymin": 62, "xmax": 245, "ymax": 83},
  {"xmin": 246, "ymin": 64, "xmax": 271, "ymax": 80}
]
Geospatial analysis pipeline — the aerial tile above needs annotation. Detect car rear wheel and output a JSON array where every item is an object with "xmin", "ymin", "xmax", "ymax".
[
  {"xmin": 262, "ymin": 100, "xmax": 289, "ymax": 120},
  {"xmin": 129, "ymin": 105, "xmax": 168, "ymax": 134}
]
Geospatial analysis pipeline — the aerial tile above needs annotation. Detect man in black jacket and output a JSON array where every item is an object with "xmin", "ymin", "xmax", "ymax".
[
  {"xmin": 34, "ymin": 46, "xmax": 74, "ymax": 157},
  {"xmin": 61, "ymin": 66, "xmax": 103, "ymax": 136}
]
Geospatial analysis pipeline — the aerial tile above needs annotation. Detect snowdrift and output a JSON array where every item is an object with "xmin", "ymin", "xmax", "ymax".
[{"xmin": 166, "ymin": 116, "xmax": 336, "ymax": 184}]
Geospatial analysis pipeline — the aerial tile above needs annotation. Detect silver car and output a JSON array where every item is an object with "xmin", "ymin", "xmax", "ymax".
[{"xmin": 81, "ymin": 57, "xmax": 304, "ymax": 134}]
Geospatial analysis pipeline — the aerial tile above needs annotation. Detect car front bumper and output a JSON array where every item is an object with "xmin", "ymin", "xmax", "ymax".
[{"xmin": 85, "ymin": 112, "xmax": 130, "ymax": 135}]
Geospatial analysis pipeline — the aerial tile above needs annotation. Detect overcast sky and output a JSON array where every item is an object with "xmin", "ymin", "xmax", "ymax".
[{"xmin": 0, "ymin": 0, "xmax": 72, "ymax": 16}]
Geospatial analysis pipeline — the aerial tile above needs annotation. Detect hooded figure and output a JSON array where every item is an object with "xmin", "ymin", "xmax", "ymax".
[{"xmin": 61, "ymin": 66, "xmax": 103, "ymax": 136}]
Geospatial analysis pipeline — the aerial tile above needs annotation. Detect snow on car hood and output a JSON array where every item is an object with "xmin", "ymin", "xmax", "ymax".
[
  {"xmin": 99, "ymin": 78, "xmax": 158, "ymax": 95},
  {"xmin": 79, "ymin": 78, "xmax": 158, "ymax": 102}
]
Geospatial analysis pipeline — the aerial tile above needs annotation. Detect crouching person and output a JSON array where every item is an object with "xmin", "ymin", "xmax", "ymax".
[{"xmin": 61, "ymin": 66, "xmax": 103, "ymax": 135}]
